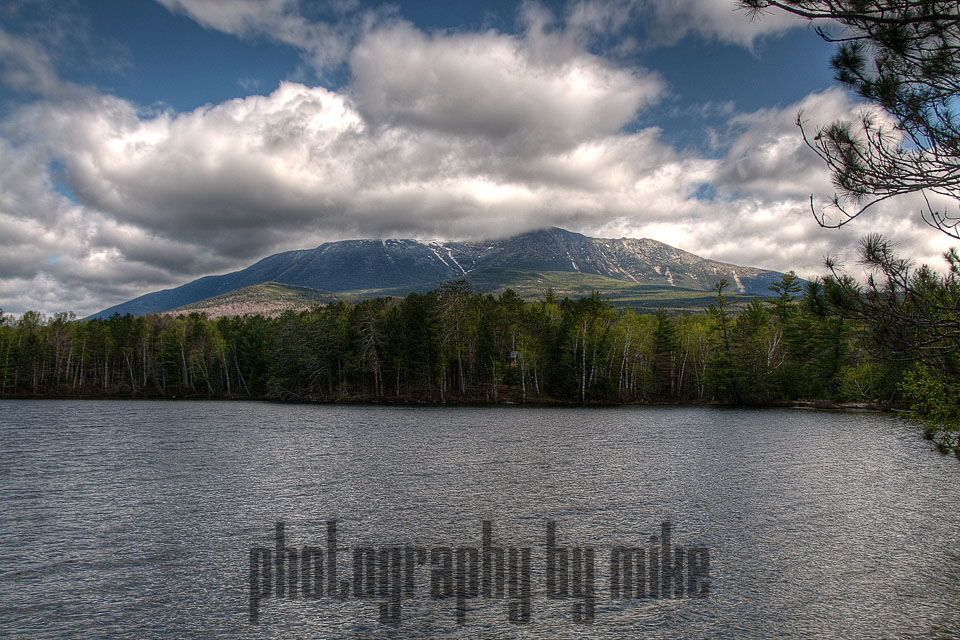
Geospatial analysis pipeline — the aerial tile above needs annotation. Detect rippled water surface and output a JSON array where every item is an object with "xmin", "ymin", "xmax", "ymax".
[{"xmin": 1, "ymin": 400, "xmax": 959, "ymax": 638}]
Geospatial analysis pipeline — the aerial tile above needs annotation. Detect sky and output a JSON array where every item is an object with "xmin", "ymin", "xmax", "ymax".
[{"xmin": 0, "ymin": 0, "xmax": 956, "ymax": 317}]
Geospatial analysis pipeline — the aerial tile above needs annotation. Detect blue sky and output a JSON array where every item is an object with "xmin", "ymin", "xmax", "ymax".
[{"xmin": 0, "ymin": 0, "xmax": 954, "ymax": 316}]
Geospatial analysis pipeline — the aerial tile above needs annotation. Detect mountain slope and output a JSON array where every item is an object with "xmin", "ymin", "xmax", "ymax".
[
  {"xmin": 91, "ymin": 228, "xmax": 788, "ymax": 318},
  {"xmin": 163, "ymin": 282, "xmax": 335, "ymax": 318}
]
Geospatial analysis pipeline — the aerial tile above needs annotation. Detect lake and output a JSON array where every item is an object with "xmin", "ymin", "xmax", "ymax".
[{"xmin": 1, "ymin": 400, "xmax": 959, "ymax": 638}]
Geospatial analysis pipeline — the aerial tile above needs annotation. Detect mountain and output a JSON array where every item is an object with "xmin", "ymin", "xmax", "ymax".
[{"xmin": 90, "ymin": 228, "xmax": 787, "ymax": 318}]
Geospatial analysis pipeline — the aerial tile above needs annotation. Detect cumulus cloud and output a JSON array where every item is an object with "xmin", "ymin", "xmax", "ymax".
[
  {"xmin": 349, "ymin": 19, "xmax": 664, "ymax": 148},
  {"xmin": 0, "ymin": 134, "xmax": 243, "ymax": 315},
  {"xmin": 4, "ymin": 16, "xmax": 677, "ymax": 255},
  {"xmin": 16, "ymin": 76, "xmax": 687, "ymax": 240}
]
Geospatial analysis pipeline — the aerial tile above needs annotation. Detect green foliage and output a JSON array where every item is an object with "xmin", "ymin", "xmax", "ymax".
[
  {"xmin": 767, "ymin": 271, "xmax": 803, "ymax": 322},
  {"xmin": 649, "ymin": 307, "xmax": 680, "ymax": 400},
  {"xmin": 362, "ymin": 268, "xmax": 755, "ymax": 312},
  {"xmin": 837, "ymin": 362, "xmax": 879, "ymax": 402},
  {"xmin": 900, "ymin": 362, "xmax": 960, "ymax": 455}
]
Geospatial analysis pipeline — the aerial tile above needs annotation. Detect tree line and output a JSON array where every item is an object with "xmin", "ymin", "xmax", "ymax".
[{"xmin": 1, "ymin": 275, "xmax": 843, "ymax": 406}]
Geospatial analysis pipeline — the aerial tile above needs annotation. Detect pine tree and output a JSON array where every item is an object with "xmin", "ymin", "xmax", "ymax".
[{"xmin": 740, "ymin": 1, "xmax": 960, "ymax": 236}]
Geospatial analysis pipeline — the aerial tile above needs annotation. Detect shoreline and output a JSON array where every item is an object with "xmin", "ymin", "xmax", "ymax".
[{"xmin": 0, "ymin": 393, "xmax": 894, "ymax": 413}]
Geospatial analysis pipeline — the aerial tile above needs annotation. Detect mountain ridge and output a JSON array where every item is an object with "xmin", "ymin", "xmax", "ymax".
[{"xmin": 90, "ymin": 227, "xmax": 787, "ymax": 318}]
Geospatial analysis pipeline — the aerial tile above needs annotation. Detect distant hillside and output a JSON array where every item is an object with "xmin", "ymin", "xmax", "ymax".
[
  {"xmin": 355, "ymin": 269, "xmax": 727, "ymax": 311},
  {"xmin": 91, "ymin": 227, "xmax": 788, "ymax": 318},
  {"xmin": 163, "ymin": 283, "xmax": 334, "ymax": 319}
]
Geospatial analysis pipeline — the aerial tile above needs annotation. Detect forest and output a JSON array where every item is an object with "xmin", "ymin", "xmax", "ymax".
[{"xmin": 2, "ymin": 239, "xmax": 958, "ymax": 455}]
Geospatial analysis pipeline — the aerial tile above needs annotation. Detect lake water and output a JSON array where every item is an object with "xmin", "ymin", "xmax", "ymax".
[{"xmin": 1, "ymin": 400, "xmax": 959, "ymax": 639}]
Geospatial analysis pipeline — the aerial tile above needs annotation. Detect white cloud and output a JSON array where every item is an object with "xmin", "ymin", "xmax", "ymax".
[
  {"xmin": 646, "ymin": 0, "xmax": 805, "ymax": 48},
  {"xmin": 0, "ymin": 28, "xmax": 76, "ymax": 98},
  {"xmin": 0, "ymin": 133, "xmax": 243, "ymax": 316},
  {"xmin": 20, "ymin": 77, "xmax": 696, "ymax": 237},
  {"xmin": 349, "ymin": 19, "xmax": 664, "ymax": 149},
  {"xmin": 563, "ymin": 0, "xmax": 809, "ymax": 49},
  {"xmin": 154, "ymin": 0, "xmax": 384, "ymax": 72},
  {"xmin": 5, "ymin": 16, "xmax": 674, "ymax": 259},
  {"xmin": 715, "ymin": 88, "xmax": 866, "ymax": 200},
  {"xmin": 152, "ymin": 0, "xmax": 811, "ymax": 76}
]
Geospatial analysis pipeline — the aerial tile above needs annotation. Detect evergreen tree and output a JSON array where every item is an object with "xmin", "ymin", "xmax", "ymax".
[
  {"xmin": 741, "ymin": 0, "xmax": 960, "ymax": 236},
  {"xmin": 650, "ymin": 307, "xmax": 679, "ymax": 400}
]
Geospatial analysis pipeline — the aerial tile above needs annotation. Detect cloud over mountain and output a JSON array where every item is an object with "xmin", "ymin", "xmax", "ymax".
[{"xmin": 0, "ymin": 1, "xmax": 955, "ymax": 317}]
